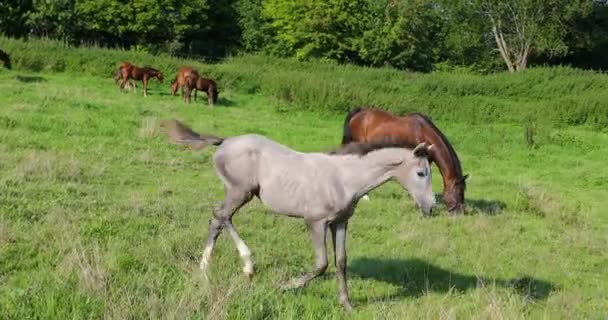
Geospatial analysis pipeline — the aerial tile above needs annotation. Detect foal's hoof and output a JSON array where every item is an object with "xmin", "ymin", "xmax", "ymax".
[
  {"xmin": 340, "ymin": 300, "xmax": 354, "ymax": 312},
  {"xmin": 278, "ymin": 278, "xmax": 306, "ymax": 290},
  {"xmin": 244, "ymin": 269, "xmax": 255, "ymax": 281}
]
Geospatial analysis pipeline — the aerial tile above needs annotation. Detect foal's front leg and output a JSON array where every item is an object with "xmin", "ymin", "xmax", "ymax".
[
  {"xmin": 280, "ymin": 220, "xmax": 328, "ymax": 289},
  {"xmin": 331, "ymin": 221, "xmax": 353, "ymax": 311}
]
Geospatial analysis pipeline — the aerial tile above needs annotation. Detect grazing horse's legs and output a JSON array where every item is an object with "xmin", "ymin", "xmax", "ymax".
[
  {"xmin": 330, "ymin": 221, "xmax": 353, "ymax": 311},
  {"xmin": 199, "ymin": 188, "xmax": 254, "ymax": 277},
  {"xmin": 208, "ymin": 91, "xmax": 214, "ymax": 107},
  {"xmin": 280, "ymin": 220, "xmax": 328, "ymax": 289},
  {"xmin": 142, "ymin": 76, "xmax": 149, "ymax": 97}
]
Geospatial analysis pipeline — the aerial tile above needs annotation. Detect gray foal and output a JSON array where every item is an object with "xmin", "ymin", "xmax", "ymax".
[{"xmin": 166, "ymin": 119, "xmax": 435, "ymax": 311}]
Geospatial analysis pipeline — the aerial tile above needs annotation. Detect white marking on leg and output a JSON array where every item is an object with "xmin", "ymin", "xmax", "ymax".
[
  {"xmin": 200, "ymin": 245, "xmax": 213, "ymax": 273},
  {"xmin": 236, "ymin": 240, "xmax": 254, "ymax": 276}
]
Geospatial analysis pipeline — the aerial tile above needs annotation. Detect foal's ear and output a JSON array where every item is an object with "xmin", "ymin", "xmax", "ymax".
[{"xmin": 413, "ymin": 143, "xmax": 433, "ymax": 158}]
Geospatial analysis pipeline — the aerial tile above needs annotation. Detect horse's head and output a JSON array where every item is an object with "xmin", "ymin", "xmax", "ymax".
[
  {"xmin": 156, "ymin": 71, "xmax": 164, "ymax": 83},
  {"xmin": 445, "ymin": 174, "xmax": 468, "ymax": 214},
  {"xmin": 394, "ymin": 143, "xmax": 436, "ymax": 216}
]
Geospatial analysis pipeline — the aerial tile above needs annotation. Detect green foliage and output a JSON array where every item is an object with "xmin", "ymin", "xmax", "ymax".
[
  {"xmin": 262, "ymin": 0, "xmax": 369, "ymax": 61},
  {"xmin": 1, "ymin": 0, "xmax": 608, "ymax": 71},
  {"xmin": 236, "ymin": 0, "xmax": 272, "ymax": 51},
  {"xmin": 358, "ymin": 0, "xmax": 444, "ymax": 71},
  {"xmin": 478, "ymin": 0, "xmax": 594, "ymax": 71}
]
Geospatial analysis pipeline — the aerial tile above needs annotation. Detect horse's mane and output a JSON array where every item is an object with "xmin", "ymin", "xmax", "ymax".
[
  {"xmin": 405, "ymin": 112, "xmax": 464, "ymax": 179},
  {"xmin": 328, "ymin": 137, "xmax": 418, "ymax": 157}
]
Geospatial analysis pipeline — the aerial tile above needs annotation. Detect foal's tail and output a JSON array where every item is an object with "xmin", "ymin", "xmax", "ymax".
[
  {"xmin": 161, "ymin": 119, "xmax": 224, "ymax": 150},
  {"xmin": 341, "ymin": 107, "xmax": 364, "ymax": 145}
]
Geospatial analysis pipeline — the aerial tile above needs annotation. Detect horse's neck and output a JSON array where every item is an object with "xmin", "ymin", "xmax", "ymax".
[
  {"xmin": 416, "ymin": 125, "xmax": 462, "ymax": 187},
  {"xmin": 339, "ymin": 149, "xmax": 405, "ymax": 198}
]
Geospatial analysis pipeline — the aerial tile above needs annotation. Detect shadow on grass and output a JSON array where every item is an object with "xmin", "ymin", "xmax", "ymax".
[
  {"xmin": 349, "ymin": 257, "xmax": 555, "ymax": 303},
  {"xmin": 429, "ymin": 197, "xmax": 506, "ymax": 216},
  {"xmin": 15, "ymin": 75, "xmax": 47, "ymax": 83},
  {"xmin": 466, "ymin": 198, "xmax": 507, "ymax": 215}
]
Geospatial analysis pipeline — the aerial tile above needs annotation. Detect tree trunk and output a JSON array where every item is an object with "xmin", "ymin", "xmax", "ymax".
[{"xmin": 489, "ymin": 17, "xmax": 515, "ymax": 72}]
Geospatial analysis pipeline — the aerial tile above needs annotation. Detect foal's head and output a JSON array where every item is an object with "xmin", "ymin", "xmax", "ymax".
[
  {"xmin": 154, "ymin": 70, "xmax": 164, "ymax": 83},
  {"xmin": 170, "ymin": 79, "xmax": 178, "ymax": 95},
  {"xmin": 393, "ymin": 142, "xmax": 436, "ymax": 216}
]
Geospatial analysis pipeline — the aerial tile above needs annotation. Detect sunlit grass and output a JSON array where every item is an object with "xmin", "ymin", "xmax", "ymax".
[{"xmin": 0, "ymin": 70, "xmax": 606, "ymax": 319}]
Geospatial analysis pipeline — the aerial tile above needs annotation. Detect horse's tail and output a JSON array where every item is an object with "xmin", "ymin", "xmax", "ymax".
[
  {"xmin": 162, "ymin": 119, "xmax": 224, "ymax": 150},
  {"xmin": 342, "ymin": 107, "xmax": 364, "ymax": 145}
]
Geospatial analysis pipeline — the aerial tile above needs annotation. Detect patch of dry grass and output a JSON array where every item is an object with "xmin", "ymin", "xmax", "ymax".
[{"xmin": 139, "ymin": 116, "xmax": 161, "ymax": 138}]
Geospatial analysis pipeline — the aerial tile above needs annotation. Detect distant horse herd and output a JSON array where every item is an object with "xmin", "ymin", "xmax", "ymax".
[
  {"xmin": 113, "ymin": 61, "xmax": 218, "ymax": 105},
  {"xmin": 2, "ymin": 48, "xmax": 470, "ymax": 311}
]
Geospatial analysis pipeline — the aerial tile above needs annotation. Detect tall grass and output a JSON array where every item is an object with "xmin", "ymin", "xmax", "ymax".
[{"xmin": 2, "ymin": 36, "xmax": 608, "ymax": 128}]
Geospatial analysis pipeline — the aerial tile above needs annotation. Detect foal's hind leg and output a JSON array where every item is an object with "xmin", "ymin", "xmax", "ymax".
[
  {"xmin": 199, "ymin": 188, "xmax": 254, "ymax": 277},
  {"xmin": 225, "ymin": 220, "xmax": 254, "ymax": 278},
  {"xmin": 280, "ymin": 220, "xmax": 328, "ymax": 289}
]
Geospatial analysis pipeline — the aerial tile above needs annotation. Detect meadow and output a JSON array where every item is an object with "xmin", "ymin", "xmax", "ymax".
[{"xmin": 1, "ymin": 38, "xmax": 608, "ymax": 319}]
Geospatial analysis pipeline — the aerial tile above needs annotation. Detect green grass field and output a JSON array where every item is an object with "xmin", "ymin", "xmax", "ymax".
[{"xmin": 1, "ymin": 68, "xmax": 607, "ymax": 319}]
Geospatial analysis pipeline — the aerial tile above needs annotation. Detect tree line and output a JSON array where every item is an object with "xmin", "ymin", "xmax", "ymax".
[{"xmin": 1, "ymin": 0, "xmax": 607, "ymax": 72}]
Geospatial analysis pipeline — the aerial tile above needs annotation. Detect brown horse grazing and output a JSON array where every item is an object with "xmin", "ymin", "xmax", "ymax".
[
  {"xmin": 0, "ymin": 49, "xmax": 11, "ymax": 69},
  {"xmin": 113, "ymin": 68, "xmax": 134, "ymax": 90},
  {"xmin": 115, "ymin": 62, "xmax": 134, "ymax": 87},
  {"xmin": 119, "ymin": 63, "xmax": 163, "ymax": 96},
  {"xmin": 170, "ymin": 66, "xmax": 200, "ymax": 98},
  {"xmin": 184, "ymin": 77, "xmax": 219, "ymax": 106},
  {"xmin": 342, "ymin": 107, "xmax": 468, "ymax": 214}
]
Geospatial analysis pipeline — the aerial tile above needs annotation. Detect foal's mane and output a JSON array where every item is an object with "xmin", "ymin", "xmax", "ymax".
[{"xmin": 328, "ymin": 137, "xmax": 418, "ymax": 157}]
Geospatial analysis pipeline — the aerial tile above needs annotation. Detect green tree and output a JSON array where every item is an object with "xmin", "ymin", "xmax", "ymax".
[
  {"xmin": 263, "ymin": 0, "xmax": 369, "ymax": 61},
  {"xmin": 357, "ymin": 0, "xmax": 444, "ymax": 71},
  {"xmin": 236, "ymin": 0, "xmax": 272, "ymax": 51},
  {"xmin": 479, "ymin": 0, "xmax": 593, "ymax": 72},
  {"xmin": 0, "ymin": 0, "xmax": 33, "ymax": 38},
  {"xmin": 27, "ymin": 0, "xmax": 77, "ymax": 40}
]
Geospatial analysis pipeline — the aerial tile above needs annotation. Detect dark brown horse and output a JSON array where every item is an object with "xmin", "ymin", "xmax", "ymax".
[
  {"xmin": 119, "ymin": 62, "xmax": 163, "ymax": 96},
  {"xmin": 342, "ymin": 107, "xmax": 468, "ymax": 214},
  {"xmin": 0, "ymin": 49, "xmax": 11, "ymax": 69},
  {"xmin": 184, "ymin": 77, "xmax": 218, "ymax": 106}
]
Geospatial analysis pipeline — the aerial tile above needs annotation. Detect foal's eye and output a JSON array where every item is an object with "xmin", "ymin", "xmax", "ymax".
[{"xmin": 417, "ymin": 171, "xmax": 425, "ymax": 177}]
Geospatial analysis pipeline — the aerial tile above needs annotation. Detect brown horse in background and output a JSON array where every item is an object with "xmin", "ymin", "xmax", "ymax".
[
  {"xmin": 170, "ymin": 66, "xmax": 200, "ymax": 98},
  {"xmin": 342, "ymin": 107, "xmax": 468, "ymax": 214},
  {"xmin": 0, "ymin": 49, "xmax": 11, "ymax": 69},
  {"xmin": 119, "ymin": 62, "xmax": 163, "ymax": 96},
  {"xmin": 184, "ymin": 77, "xmax": 219, "ymax": 106},
  {"xmin": 113, "ymin": 62, "xmax": 135, "ymax": 90}
]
